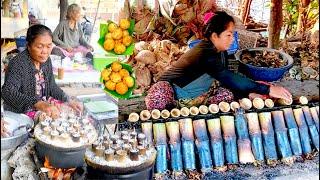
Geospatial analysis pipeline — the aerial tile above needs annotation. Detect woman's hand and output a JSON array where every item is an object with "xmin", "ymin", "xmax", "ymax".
[
  {"xmin": 269, "ymin": 85, "xmax": 292, "ymax": 102},
  {"xmin": 66, "ymin": 47, "xmax": 73, "ymax": 52},
  {"xmin": 1, "ymin": 119, "xmax": 9, "ymax": 137},
  {"xmin": 34, "ymin": 101, "xmax": 60, "ymax": 119},
  {"xmin": 67, "ymin": 99, "xmax": 84, "ymax": 115}
]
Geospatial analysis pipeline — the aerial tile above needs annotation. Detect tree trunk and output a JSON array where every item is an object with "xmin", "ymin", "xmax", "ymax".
[
  {"xmin": 59, "ymin": 0, "xmax": 69, "ymax": 22},
  {"xmin": 296, "ymin": 0, "xmax": 311, "ymax": 33},
  {"xmin": 240, "ymin": 0, "xmax": 253, "ymax": 25},
  {"xmin": 268, "ymin": 0, "xmax": 283, "ymax": 49}
]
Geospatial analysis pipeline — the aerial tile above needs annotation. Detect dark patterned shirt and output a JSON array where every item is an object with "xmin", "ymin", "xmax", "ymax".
[
  {"xmin": 1, "ymin": 50, "xmax": 69, "ymax": 113},
  {"xmin": 35, "ymin": 69, "xmax": 46, "ymax": 100}
]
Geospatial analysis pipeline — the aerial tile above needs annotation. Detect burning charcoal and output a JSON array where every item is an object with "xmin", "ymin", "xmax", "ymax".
[
  {"xmin": 271, "ymin": 111, "xmax": 295, "ymax": 165},
  {"xmin": 129, "ymin": 149, "xmax": 139, "ymax": 161},
  {"xmin": 282, "ymin": 108, "xmax": 303, "ymax": 159},
  {"xmin": 72, "ymin": 132, "xmax": 81, "ymax": 142},
  {"xmin": 116, "ymin": 150, "xmax": 127, "ymax": 162},
  {"xmin": 95, "ymin": 145, "xmax": 105, "ymax": 157},
  {"xmin": 301, "ymin": 106, "xmax": 319, "ymax": 151},
  {"xmin": 234, "ymin": 108, "xmax": 255, "ymax": 164},
  {"xmin": 104, "ymin": 148, "xmax": 115, "ymax": 162},
  {"xmin": 258, "ymin": 112, "xmax": 278, "ymax": 166},
  {"xmin": 293, "ymin": 108, "xmax": 313, "ymax": 159},
  {"xmin": 50, "ymin": 130, "xmax": 59, "ymax": 140}
]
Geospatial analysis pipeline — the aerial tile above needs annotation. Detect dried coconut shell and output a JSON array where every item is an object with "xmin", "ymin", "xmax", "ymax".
[{"xmin": 135, "ymin": 50, "xmax": 156, "ymax": 64}]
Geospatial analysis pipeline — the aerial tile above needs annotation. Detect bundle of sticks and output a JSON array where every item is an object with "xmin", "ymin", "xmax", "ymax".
[{"xmin": 127, "ymin": 96, "xmax": 319, "ymax": 174}]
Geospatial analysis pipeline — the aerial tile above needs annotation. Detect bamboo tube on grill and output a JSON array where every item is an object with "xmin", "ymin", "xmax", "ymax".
[
  {"xmin": 258, "ymin": 112, "xmax": 278, "ymax": 166},
  {"xmin": 199, "ymin": 105, "xmax": 209, "ymax": 115},
  {"xmin": 271, "ymin": 111, "xmax": 295, "ymax": 165},
  {"xmin": 151, "ymin": 109, "xmax": 161, "ymax": 120},
  {"xmin": 293, "ymin": 108, "xmax": 313, "ymax": 159},
  {"xmin": 252, "ymin": 98, "xmax": 265, "ymax": 109},
  {"xmin": 301, "ymin": 106, "xmax": 319, "ymax": 151},
  {"xmin": 209, "ymin": 104, "xmax": 219, "ymax": 114},
  {"xmin": 310, "ymin": 107, "xmax": 319, "ymax": 132},
  {"xmin": 265, "ymin": 99, "xmax": 274, "ymax": 108},
  {"xmin": 161, "ymin": 109, "xmax": 170, "ymax": 119},
  {"xmin": 141, "ymin": 122, "xmax": 153, "ymax": 145},
  {"xmin": 193, "ymin": 119, "xmax": 213, "ymax": 172},
  {"xmin": 277, "ymin": 98, "xmax": 293, "ymax": 106},
  {"xmin": 207, "ymin": 118, "xmax": 226, "ymax": 170},
  {"xmin": 219, "ymin": 102, "xmax": 231, "ymax": 113},
  {"xmin": 171, "ymin": 108, "xmax": 181, "ymax": 118},
  {"xmin": 178, "ymin": 118, "xmax": 196, "ymax": 170},
  {"xmin": 166, "ymin": 121, "xmax": 183, "ymax": 172},
  {"xmin": 230, "ymin": 101, "xmax": 240, "ymax": 111},
  {"xmin": 220, "ymin": 115, "xmax": 238, "ymax": 165},
  {"xmin": 234, "ymin": 108, "xmax": 255, "ymax": 164},
  {"xmin": 128, "ymin": 112, "xmax": 139, "ymax": 122},
  {"xmin": 189, "ymin": 106, "xmax": 199, "ymax": 116},
  {"xmin": 180, "ymin": 107, "xmax": 190, "ymax": 117},
  {"xmin": 297, "ymin": 96, "xmax": 308, "ymax": 105},
  {"xmin": 282, "ymin": 108, "xmax": 303, "ymax": 158},
  {"xmin": 245, "ymin": 113, "xmax": 265, "ymax": 164},
  {"xmin": 153, "ymin": 123, "xmax": 168, "ymax": 173},
  {"xmin": 239, "ymin": 98, "xmax": 252, "ymax": 110},
  {"xmin": 140, "ymin": 110, "xmax": 151, "ymax": 121}
]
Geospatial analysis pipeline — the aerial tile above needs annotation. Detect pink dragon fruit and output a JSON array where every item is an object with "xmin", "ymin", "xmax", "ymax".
[
  {"xmin": 145, "ymin": 81, "xmax": 175, "ymax": 110},
  {"xmin": 207, "ymin": 87, "xmax": 234, "ymax": 105}
]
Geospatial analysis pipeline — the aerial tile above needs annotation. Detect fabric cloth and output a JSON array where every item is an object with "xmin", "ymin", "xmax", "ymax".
[
  {"xmin": 1, "ymin": 50, "xmax": 69, "ymax": 113},
  {"xmin": 52, "ymin": 20, "xmax": 90, "ymax": 49},
  {"xmin": 52, "ymin": 45, "xmax": 91, "ymax": 58},
  {"xmin": 158, "ymin": 40, "xmax": 270, "ymax": 97}
]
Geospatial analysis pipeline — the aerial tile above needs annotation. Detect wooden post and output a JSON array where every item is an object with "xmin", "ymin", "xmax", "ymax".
[
  {"xmin": 296, "ymin": 0, "xmax": 311, "ymax": 33},
  {"xmin": 240, "ymin": 0, "xmax": 253, "ymax": 26},
  {"xmin": 268, "ymin": 0, "xmax": 283, "ymax": 49},
  {"xmin": 59, "ymin": 0, "xmax": 69, "ymax": 22}
]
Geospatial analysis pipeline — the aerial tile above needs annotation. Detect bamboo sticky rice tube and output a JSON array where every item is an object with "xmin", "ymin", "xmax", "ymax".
[
  {"xmin": 140, "ymin": 110, "xmax": 151, "ymax": 121},
  {"xmin": 282, "ymin": 108, "xmax": 303, "ymax": 158},
  {"xmin": 178, "ymin": 118, "xmax": 196, "ymax": 170},
  {"xmin": 153, "ymin": 123, "xmax": 168, "ymax": 173},
  {"xmin": 180, "ymin": 107, "xmax": 190, "ymax": 117},
  {"xmin": 151, "ymin": 109, "xmax": 161, "ymax": 120},
  {"xmin": 277, "ymin": 98, "xmax": 293, "ymax": 106},
  {"xmin": 160, "ymin": 109, "xmax": 170, "ymax": 119},
  {"xmin": 252, "ymin": 98, "xmax": 265, "ymax": 109},
  {"xmin": 309, "ymin": 107, "xmax": 319, "ymax": 132},
  {"xmin": 193, "ymin": 119, "xmax": 213, "ymax": 172},
  {"xmin": 239, "ymin": 98, "xmax": 252, "ymax": 110},
  {"xmin": 245, "ymin": 113, "xmax": 265, "ymax": 164},
  {"xmin": 230, "ymin": 101, "xmax": 240, "ymax": 112},
  {"xmin": 209, "ymin": 104, "xmax": 219, "ymax": 114},
  {"xmin": 189, "ymin": 106, "xmax": 199, "ymax": 116},
  {"xmin": 220, "ymin": 115, "xmax": 238, "ymax": 165},
  {"xmin": 264, "ymin": 99, "xmax": 274, "ymax": 108},
  {"xmin": 271, "ymin": 111, "xmax": 295, "ymax": 165},
  {"xmin": 293, "ymin": 108, "xmax": 313, "ymax": 158},
  {"xmin": 207, "ymin": 118, "xmax": 225, "ymax": 170},
  {"xmin": 219, "ymin": 102, "xmax": 231, "ymax": 113},
  {"xmin": 301, "ymin": 106, "xmax": 319, "ymax": 151},
  {"xmin": 298, "ymin": 96, "xmax": 308, "ymax": 105},
  {"xmin": 166, "ymin": 121, "xmax": 183, "ymax": 172},
  {"xmin": 199, "ymin": 105, "xmax": 209, "ymax": 115},
  {"xmin": 128, "ymin": 112, "xmax": 140, "ymax": 122},
  {"xmin": 258, "ymin": 112, "xmax": 278, "ymax": 166},
  {"xmin": 171, "ymin": 108, "xmax": 181, "ymax": 118},
  {"xmin": 234, "ymin": 108, "xmax": 255, "ymax": 164}
]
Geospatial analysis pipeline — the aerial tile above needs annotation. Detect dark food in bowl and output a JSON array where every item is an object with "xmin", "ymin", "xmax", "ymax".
[{"xmin": 241, "ymin": 50, "xmax": 287, "ymax": 68}]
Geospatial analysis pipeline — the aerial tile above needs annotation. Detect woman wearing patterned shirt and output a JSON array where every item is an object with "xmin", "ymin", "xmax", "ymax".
[{"xmin": 2, "ymin": 24, "xmax": 83, "ymax": 118}]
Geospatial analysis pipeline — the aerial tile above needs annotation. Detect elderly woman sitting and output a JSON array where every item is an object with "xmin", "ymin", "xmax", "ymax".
[{"xmin": 51, "ymin": 3, "xmax": 93, "ymax": 60}]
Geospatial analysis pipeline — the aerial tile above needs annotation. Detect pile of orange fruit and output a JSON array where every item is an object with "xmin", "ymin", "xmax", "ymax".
[
  {"xmin": 101, "ymin": 61, "xmax": 135, "ymax": 95},
  {"xmin": 103, "ymin": 19, "xmax": 133, "ymax": 54}
]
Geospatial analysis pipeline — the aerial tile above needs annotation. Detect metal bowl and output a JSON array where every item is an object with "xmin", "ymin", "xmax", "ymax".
[{"xmin": 1, "ymin": 111, "xmax": 34, "ymax": 150}]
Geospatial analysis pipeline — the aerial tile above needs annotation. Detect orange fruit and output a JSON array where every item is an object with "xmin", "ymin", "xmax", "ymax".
[
  {"xmin": 119, "ymin": 19, "xmax": 130, "ymax": 30},
  {"xmin": 114, "ymin": 43, "xmax": 126, "ymax": 55},
  {"xmin": 101, "ymin": 68, "xmax": 112, "ymax": 81},
  {"xmin": 122, "ymin": 30, "xmax": 129, "ymax": 37},
  {"xmin": 110, "ymin": 72, "xmax": 122, "ymax": 83},
  {"xmin": 119, "ymin": 69, "xmax": 130, "ymax": 77},
  {"xmin": 122, "ymin": 36, "xmax": 132, "ymax": 47},
  {"xmin": 111, "ymin": 61, "xmax": 122, "ymax": 72},
  {"xmin": 123, "ymin": 76, "xmax": 134, "ymax": 88},
  {"xmin": 111, "ymin": 28, "xmax": 123, "ymax": 40},
  {"xmin": 108, "ymin": 23, "xmax": 118, "ymax": 33},
  {"xmin": 105, "ymin": 33, "xmax": 112, "ymax": 39},
  {"xmin": 103, "ymin": 38, "xmax": 115, "ymax": 51},
  {"xmin": 115, "ymin": 82, "xmax": 128, "ymax": 95},
  {"xmin": 105, "ymin": 80, "xmax": 116, "ymax": 91}
]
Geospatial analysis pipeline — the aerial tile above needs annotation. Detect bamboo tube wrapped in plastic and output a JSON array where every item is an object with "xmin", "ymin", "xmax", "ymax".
[
  {"xmin": 193, "ymin": 119, "xmax": 213, "ymax": 172},
  {"xmin": 246, "ymin": 112, "xmax": 265, "ymax": 164},
  {"xmin": 293, "ymin": 108, "xmax": 313, "ymax": 159},
  {"xmin": 310, "ymin": 107, "xmax": 319, "ymax": 132},
  {"xmin": 234, "ymin": 108, "xmax": 255, "ymax": 164},
  {"xmin": 301, "ymin": 106, "xmax": 319, "ymax": 151},
  {"xmin": 166, "ymin": 121, "xmax": 183, "ymax": 172},
  {"xmin": 258, "ymin": 112, "xmax": 278, "ymax": 166},
  {"xmin": 141, "ymin": 122, "xmax": 153, "ymax": 145},
  {"xmin": 220, "ymin": 115, "xmax": 238, "ymax": 166},
  {"xmin": 271, "ymin": 110, "xmax": 295, "ymax": 165},
  {"xmin": 153, "ymin": 123, "xmax": 168, "ymax": 173},
  {"xmin": 178, "ymin": 118, "xmax": 196, "ymax": 170},
  {"xmin": 282, "ymin": 108, "xmax": 303, "ymax": 159},
  {"xmin": 207, "ymin": 118, "xmax": 225, "ymax": 170}
]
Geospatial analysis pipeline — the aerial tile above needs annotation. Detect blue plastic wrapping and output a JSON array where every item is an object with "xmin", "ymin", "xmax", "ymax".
[
  {"xmin": 155, "ymin": 144, "xmax": 167, "ymax": 173},
  {"xmin": 181, "ymin": 140, "xmax": 196, "ymax": 170},
  {"xmin": 262, "ymin": 133, "xmax": 278, "ymax": 160},
  {"xmin": 195, "ymin": 140, "xmax": 213, "ymax": 170},
  {"xmin": 224, "ymin": 137, "xmax": 238, "ymax": 164},
  {"xmin": 210, "ymin": 140, "xmax": 225, "ymax": 167},
  {"xmin": 169, "ymin": 143, "xmax": 183, "ymax": 171},
  {"xmin": 275, "ymin": 130, "xmax": 293, "ymax": 158},
  {"xmin": 250, "ymin": 133, "xmax": 265, "ymax": 161},
  {"xmin": 288, "ymin": 128, "xmax": 303, "ymax": 156}
]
